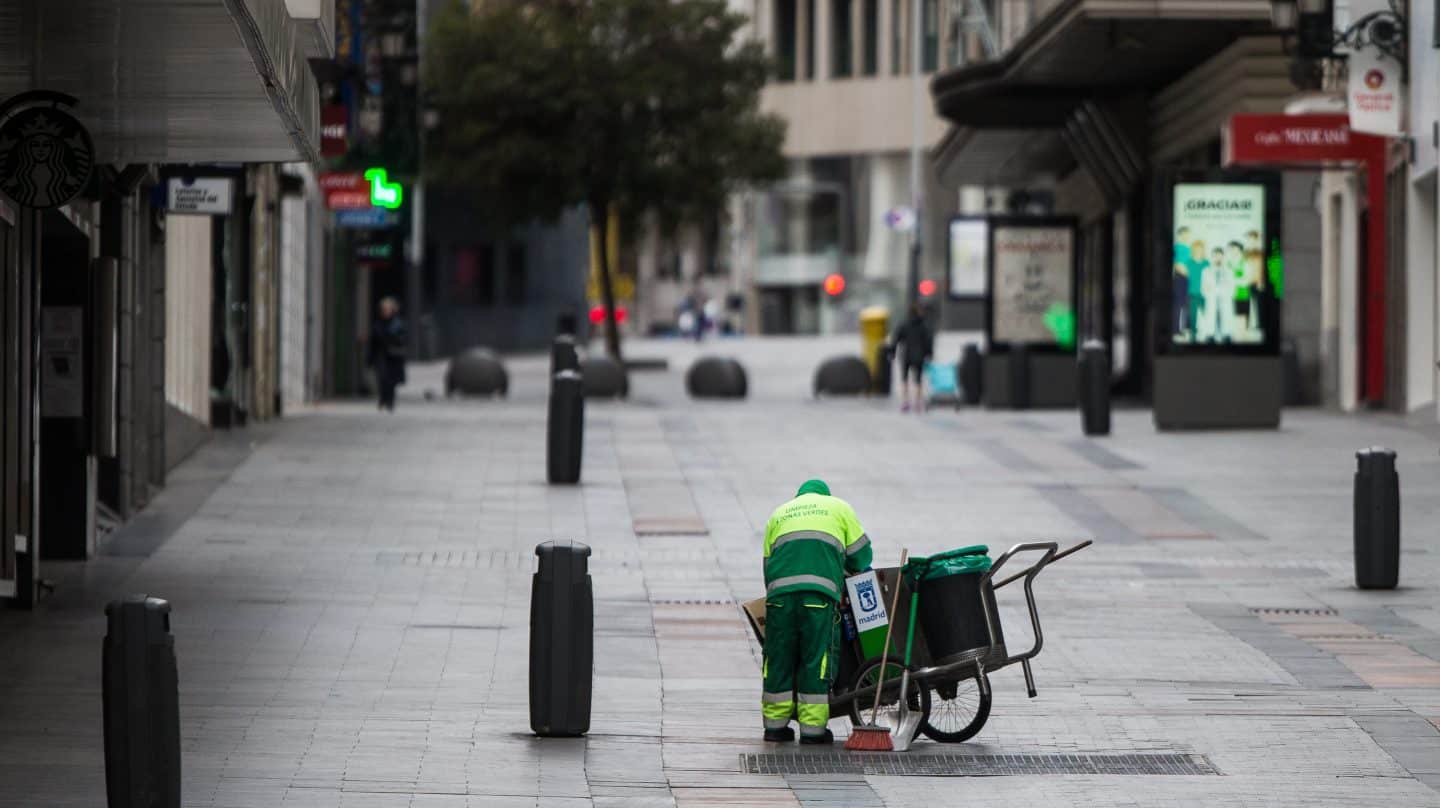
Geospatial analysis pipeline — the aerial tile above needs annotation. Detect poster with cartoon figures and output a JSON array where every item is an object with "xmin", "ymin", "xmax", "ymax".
[
  {"xmin": 991, "ymin": 225, "xmax": 1075, "ymax": 346},
  {"xmin": 1170, "ymin": 183, "xmax": 1267, "ymax": 346}
]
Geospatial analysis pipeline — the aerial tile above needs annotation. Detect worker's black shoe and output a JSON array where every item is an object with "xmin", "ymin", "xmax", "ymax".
[
  {"xmin": 799, "ymin": 729, "xmax": 834, "ymax": 745},
  {"xmin": 763, "ymin": 727, "xmax": 795, "ymax": 742}
]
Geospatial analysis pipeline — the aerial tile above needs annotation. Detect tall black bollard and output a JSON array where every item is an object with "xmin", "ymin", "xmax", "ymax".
[
  {"xmin": 959, "ymin": 344, "xmax": 983, "ymax": 405},
  {"xmin": 556, "ymin": 312, "xmax": 578, "ymax": 337},
  {"xmin": 103, "ymin": 595, "xmax": 181, "ymax": 808},
  {"xmin": 1079, "ymin": 339, "xmax": 1111, "ymax": 436},
  {"xmin": 530, "ymin": 541, "xmax": 593, "ymax": 737},
  {"xmin": 551, "ymin": 335, "xmax": 579, "ymax": 375},
  {"xmin": 547, "ymin": 371, "xmax": 584, "ymax": 484},
  {"xmin": 1010, "ymin": 345, "xmax": 1031, "ymax": 410},
  {"xmin": 1354, "ymin": 448, "xmax": 1400, "ymax": 589}
]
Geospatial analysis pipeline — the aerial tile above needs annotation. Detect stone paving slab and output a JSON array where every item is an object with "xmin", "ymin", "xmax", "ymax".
[{"xmin": 3, "ymin": 336, "xmax": 1440, "ymax": 806}]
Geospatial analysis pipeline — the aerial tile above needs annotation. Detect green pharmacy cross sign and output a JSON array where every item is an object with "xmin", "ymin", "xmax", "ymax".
[{"xmin": 365, "ymin": 168, "xmax": 402, "ymax": 209}]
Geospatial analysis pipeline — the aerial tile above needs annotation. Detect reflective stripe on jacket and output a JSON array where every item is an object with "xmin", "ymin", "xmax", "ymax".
[{"xmin": 763, "ymin": 493, "xmax": 873, "ymax": 600}]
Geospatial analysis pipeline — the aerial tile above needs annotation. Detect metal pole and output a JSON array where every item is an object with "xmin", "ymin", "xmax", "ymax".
[{"xmin": 907, "ymin": 0, "xmax": 924, "ymax": 311}]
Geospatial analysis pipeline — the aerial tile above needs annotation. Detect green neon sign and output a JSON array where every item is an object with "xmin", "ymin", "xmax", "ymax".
[{"xmin": 365, "ymin": 168, "xmax": 402, "ymax": 209}]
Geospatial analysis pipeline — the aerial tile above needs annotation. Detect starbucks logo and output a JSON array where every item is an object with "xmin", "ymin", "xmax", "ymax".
[{"xmin": 0, "ymin": 98, "xmax": 94, "ymax": 210}]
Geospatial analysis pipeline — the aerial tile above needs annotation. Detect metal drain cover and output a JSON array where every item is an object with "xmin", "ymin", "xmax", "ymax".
[{"xmin": 740, "ymin": 752, "xmax": 1218, "ymax": 777}]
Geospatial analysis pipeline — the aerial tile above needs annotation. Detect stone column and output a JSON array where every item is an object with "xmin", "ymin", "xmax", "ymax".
[
  {"xmin": 877, "ymin": 0, "xmax": 893, "ymax": 76},
  {"xmin": 815, "ymin": 0, "xmax": 832, "ymax": 80}
]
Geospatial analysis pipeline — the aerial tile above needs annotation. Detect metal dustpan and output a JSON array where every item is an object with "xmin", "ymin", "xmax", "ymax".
[{"xmin": 891, "ymin": 668, "xmax": 923, "ymax": 752}]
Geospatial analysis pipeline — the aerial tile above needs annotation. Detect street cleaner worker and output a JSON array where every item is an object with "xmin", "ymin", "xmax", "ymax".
[{"xmin": 761, "ymin": 479, "xmax": 873, "ymax": 744}]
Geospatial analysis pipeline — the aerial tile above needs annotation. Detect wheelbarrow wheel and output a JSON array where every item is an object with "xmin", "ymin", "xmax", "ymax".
[
  {"xmin": 920, "ymin": 671, "xmax": 991, "ymax": 743},
  {"xmin": 845, "ymin": 659, "xmax": 931, "ymax": 743}
]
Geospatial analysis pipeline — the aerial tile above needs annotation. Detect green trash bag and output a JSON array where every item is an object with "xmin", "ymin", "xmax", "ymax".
[{"xmin": 909, "ymin": 545, "xmax": 992, "ymax": 581}]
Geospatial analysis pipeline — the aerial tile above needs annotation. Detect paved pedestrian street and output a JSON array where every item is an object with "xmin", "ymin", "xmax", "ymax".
[{"xmin": 3, "ymin": 336, "xmax": 1440, "ymax": 807}]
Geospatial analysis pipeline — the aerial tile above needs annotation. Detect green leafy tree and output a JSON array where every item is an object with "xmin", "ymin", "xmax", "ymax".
[{"xmin": 425, "ymin": 0, "xmax": 786, "ymax": 359}]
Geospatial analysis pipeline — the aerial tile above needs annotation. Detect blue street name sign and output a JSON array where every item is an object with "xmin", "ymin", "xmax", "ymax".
[{"xmin": 336, "ymin": 209, "xmax": 398, "ymax": 229}]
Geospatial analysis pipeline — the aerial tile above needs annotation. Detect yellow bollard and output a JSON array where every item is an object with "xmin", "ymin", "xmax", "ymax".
[{"xmin": 859, "ymin": 306, "xmax": 890, "ymax": 379}]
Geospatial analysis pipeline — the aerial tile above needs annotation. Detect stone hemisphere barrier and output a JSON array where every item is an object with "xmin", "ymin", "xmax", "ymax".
[
  {"xmin": 445, "ymin": 347, "xmax": 509, "ymax": 397},
  {"xmin": 686, "ymin": 356, "xmax": 748, "ymax": 399},
  {"xmin": 813, "ymin": 355, "xmax": 871, "ymax": 398},
  {"xmin": 580, "ymin": 356, "xmax": 628, "ymax": 399}
]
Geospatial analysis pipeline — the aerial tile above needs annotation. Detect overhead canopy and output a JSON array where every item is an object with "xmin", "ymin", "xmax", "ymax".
[
  {"xmin": 933, "ymin": 127, "xmax": 1074, "ymax": 188},
  {"xmin": 0, "ymin": 0, "xmax": 319, "ymax": 165},
  {"xmin": 930, "ymin": 0, "xmax": 1273, "ymax": 127},
  {"xmin": 928, "ymin": 0, "xmax": 1271, "ymax": 194}
]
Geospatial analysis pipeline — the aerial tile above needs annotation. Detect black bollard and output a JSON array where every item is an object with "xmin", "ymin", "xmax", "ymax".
[
  {"xmin": 556, "ymin": 311, "xmax": 578, "ymax": 337},
  {"xmin": 1354, "ymin": 448, "xmax": 1400, "ymax": 589},
  {"xmin": 551, "ymin": 335, "xmax": 579, "ymax": 375},
  {"xmin": 873, "ymin": 343, "xmax": 894, "ymax": 396},
  {"xmin": 1079, "ymin": 339, "xmax": 1111, "ymax": 436},
  {"xmin": 1010, "ymin": 345, "xmax": 1031, "ymax": 410},
  {"xmin": 959, "ymin": 344, "xmax": 983, "ymax": 405},
  {"xmin": 547, "ymin": 371, "xmax": 584, "ymax": 484},
  {"xmin": 103, "ymin": 595, "xmax": 181, "ymax": 808},
  {"xmin": 530, "ymin": 541, "xmax": 593, "ymax": 737},
  {"xmin": 1282, "ymin": 338, "xmax": 1304, "ymax": 406}
]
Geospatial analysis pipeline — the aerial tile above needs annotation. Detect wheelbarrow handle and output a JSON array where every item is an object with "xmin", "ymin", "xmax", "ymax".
[{"xmin": 992, "ymin": 539, "xmax": 1091, "ymax": 590}]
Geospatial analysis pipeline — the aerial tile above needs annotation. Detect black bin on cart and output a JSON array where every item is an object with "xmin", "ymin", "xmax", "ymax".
[{"xmin": 915, "ymin": 546, "xmax": 1004, "ymax": 665}]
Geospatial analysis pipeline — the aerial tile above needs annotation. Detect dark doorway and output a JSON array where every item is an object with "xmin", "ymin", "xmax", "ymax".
[{"xmin": 38, "ymin": 211, "xmax": 95, "ymax": 560}]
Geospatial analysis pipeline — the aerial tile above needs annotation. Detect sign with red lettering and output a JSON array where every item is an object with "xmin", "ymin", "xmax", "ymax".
[
  {"xmin": 321, "ymin": 105, "xmax": 349, "ymax": 157},
  {"xmin": 1347, "ymin": 50, "xmax": 1402, "ymax": 137},
  {"xmin": 1223, "ymin": 113, "xmax": 1390, "ymax": 404},
  {"xmin": 1223, "ymin": 113, "xmax": 1386, "ymax": 165},
  {"xmin": 318, "ymin": 171, "xmax": 370, "ymax": 210},
  {"xmin": 991, "ymin": 224, "xmax": 1075, "ymax": 346}
]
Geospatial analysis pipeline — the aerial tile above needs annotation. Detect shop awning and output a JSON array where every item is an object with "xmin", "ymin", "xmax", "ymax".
[
  {"xmin": 929, "ymin": 0, "xmax": 1272, "ymax": 198},
  {"xmin": 930, "ymin": 0, "xmax": 1272, "ymax": 128},
  {"xmin": 933, "ymin": 127, "xmax": 1075, "ymax": 187},
  {"xmin": 0, "ymin": 0, "xmax": 320, "ymax": 165}
]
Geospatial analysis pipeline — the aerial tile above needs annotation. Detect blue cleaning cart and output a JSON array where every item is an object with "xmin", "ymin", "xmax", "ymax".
[{"xmin": 926, "ymin": 361, "xmax": 962, "ymax": 410}]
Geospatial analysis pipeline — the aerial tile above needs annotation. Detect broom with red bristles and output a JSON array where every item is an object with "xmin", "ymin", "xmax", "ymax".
[{"xmin": 844, "ymin": 549, "xmax": 909, "ymax": 752}]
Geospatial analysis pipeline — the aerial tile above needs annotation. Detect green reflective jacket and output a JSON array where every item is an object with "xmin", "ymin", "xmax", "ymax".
[{"xmin": 763, "ymin": 493, "xmax": 873, "ymax": 601}]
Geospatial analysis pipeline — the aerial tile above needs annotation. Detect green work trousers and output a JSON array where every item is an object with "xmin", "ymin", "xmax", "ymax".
[{"xmin": 761, "ymin": 591, "xmax": 839, "ymax": 737}]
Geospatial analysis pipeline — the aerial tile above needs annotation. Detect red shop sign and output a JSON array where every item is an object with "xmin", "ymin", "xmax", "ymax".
[
  {"xmin": 318, "ymin": 172, "xmax": 370, "ymax": 210},
  {"xmin": 321, "ymin": 105, "xmax": 349, "ymax": 158},
  {"xmin": 1223, "ymin": 112, "xmax": 1390, "ymax": 405},
  {"xmin": 1223, "ymin": 113, "xmax": 1385, "ymax": 166}
]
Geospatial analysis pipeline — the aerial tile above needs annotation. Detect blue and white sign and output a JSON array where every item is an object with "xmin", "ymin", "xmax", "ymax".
[
  {"xmin": 336, "ymin": 208, "xmax": 399, "ymax": 229},
  {"xmin": 845, "ymin": 570, "xmax": 889, "ymax": 632},
  {"xmin": 885, "ymin": 205, "xmax": 916, "ymax": 232},
  {"xmin": 166, "ymin": 177, "xmax": 233, "ymax": 215},
  {"xmin": 857, "ymin": 580, "xmax": 878, "ymax": 612}
]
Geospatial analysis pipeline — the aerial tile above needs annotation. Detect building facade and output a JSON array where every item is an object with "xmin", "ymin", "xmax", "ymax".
[
  {"xmin": 923, "ymin": 0, "xmax": 1357, "ymax": 403},
  {"xmin": 0, "ymin": 0, "xmax": 328, "ymax": 607},
  {"xmin": 720, "ymin": 0, "xmax": 979, "ymax": 335}
]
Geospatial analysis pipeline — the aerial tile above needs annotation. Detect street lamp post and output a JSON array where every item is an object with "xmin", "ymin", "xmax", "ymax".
[{"xmin": 907, "ymin": 0, "xmax": 923, "ymax": 312}]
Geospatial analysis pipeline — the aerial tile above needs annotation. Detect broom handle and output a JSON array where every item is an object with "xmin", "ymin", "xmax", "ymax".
[{"xmin": 868, "ymin": 549, "xmax": 909, "ymax": 725}]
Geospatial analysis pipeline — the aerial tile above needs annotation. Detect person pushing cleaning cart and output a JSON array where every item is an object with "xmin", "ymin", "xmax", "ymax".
[{"xmin": 761, "ymin": 479, "xmax": 874, "ymax": 744}]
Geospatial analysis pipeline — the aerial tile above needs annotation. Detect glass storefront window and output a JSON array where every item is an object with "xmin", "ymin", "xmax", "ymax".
[
  {"xmin": 833, "ymin": 0, "xmax": 853, "ymax": 78},
  {"xmin": 777, "ymin": 0, "xmax": 797, "ymax": 81},
  {"xmin": 862, "ymin": 0, "xmax": 878, "ymax": 75}
]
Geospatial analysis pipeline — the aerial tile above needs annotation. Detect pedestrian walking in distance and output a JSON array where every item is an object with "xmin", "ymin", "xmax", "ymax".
[
  {"xmin": 761, "ymin": 479, "xmax": 873, "ymax": 745},
  {"xmin": 892, "ymin": 303, "xmax": 933, "ymax": 412},
  {"xmin": 367, "ymin": 297, "xmax": 407, "ymax": 411}
]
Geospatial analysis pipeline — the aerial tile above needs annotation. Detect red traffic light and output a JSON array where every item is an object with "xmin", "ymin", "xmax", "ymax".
[
  {"xmin": 918, "ymin": 279, "xmax": 937, "ymax": 297},
  {"xmin": 823, "ymin": 273, "xmax": 846, "ymax": 296},
  {"xmin": 589, "ymin": 304, "xmax": 628, "ymax": 324}
]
